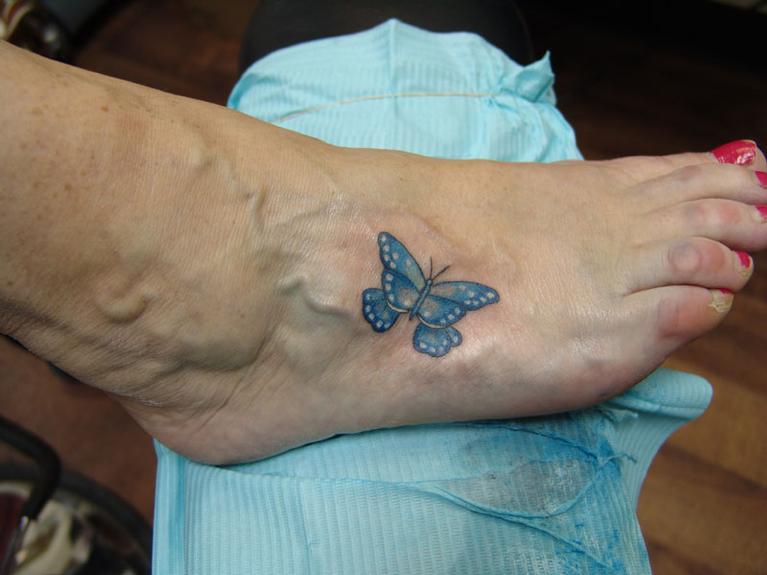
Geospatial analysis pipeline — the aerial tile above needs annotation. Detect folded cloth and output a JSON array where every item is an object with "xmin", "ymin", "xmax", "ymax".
[
  {"xmin": 152, "ymin": 19, "xmax": 712, "ymax": 575},
  {"xmin": 228, "ymin": 18, "xmax": 581, "ymax": 162}
]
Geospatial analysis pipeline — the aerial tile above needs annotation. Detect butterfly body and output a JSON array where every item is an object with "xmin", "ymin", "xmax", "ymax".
[
  {"xmin": 362, "ymin": 232, "xmax": 499, "ymax": 357},
  {"xmin": 407, "ymin": 278, "xmax": 433, "ymax": 320}
]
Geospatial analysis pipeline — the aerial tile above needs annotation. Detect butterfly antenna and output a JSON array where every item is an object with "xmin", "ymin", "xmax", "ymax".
[
  {"xmin": 429, "ymin": 256, "xmax": 433, "ymax": 279},
  {"xmin": 433, "ymin": 264, "xmax": 451, "ymax": 280}
]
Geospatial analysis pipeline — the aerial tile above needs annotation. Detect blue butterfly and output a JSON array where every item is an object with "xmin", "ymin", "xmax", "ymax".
[{"xmin": 362, "ymin": 232, "xmax": 499, "ymax": 357}]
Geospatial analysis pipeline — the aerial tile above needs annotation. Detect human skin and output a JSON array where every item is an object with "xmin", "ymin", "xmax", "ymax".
[{"xmin": 1, "ymin": 41, "xmax": 766, "ymax": 464}]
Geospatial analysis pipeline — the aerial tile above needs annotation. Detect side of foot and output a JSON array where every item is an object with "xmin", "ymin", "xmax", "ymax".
[
  {"xmin": 117, "ymin": 138, "xmax": 767, "ymax": 463},
  {"xmin": 9, "ymin": 100, "xmax": 766, "ymax": 464}
]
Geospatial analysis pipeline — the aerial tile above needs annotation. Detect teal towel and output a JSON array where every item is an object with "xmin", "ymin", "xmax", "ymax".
[{"xmin": 152, "ymin": 20, "xmax": 712, "ymax": 574}]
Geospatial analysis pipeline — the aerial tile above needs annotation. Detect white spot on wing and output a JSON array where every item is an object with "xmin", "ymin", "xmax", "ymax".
[
  {"xmin": 385, "ymin": 273, "xmax": 393, "ymax": 281},
  {"xmin": 447, "ymin": 314, "xmax": 454, "ymax": 320},
  {"xmin": 391, "ymin": 263, "xmax": 397, "ymax": 269},
  {"xmin": 367, "ymin": 314, "xmax": 375, "ymax": 321},
  {"xmin": 392, "ymin": 252, "xmax": 399, "ymax": 260},
  {"xmin": 385, "ymin": 284, "xmax": 392, "ymax": 291},
  {"xmin": 376, "ymin": 320, "xmax": 383, "ymax": 328},
  {"xmin": 422, "ymin": 311, "xmax": 431, "ymax": 318},
  {"xmin": 383, "ymin": 244, "xmax": 390, "ymax": 252},
  {"xmin": 419, "ymin": 342, "xmax": 427, "ymax": 349},
  {"xmin": 365, "ymin": 305, "xmax": 371, "ymax": 312}
]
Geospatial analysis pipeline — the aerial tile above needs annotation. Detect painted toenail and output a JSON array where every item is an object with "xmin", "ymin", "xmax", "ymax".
[
  {"xmin": 709, "ymin": 289, "xmax": 733, "ymax": 314},
  {"xmin": 711, "ymin": 140, "xmax": 756, "ymax": 165},
  {"xmin": 757, "ymin": 205, "xmax": 767, "ymax": 222},
  {"xmin": 735, "ymin": 251, "xmax": 751, "ymax": 275},
  {"xmin": 756, "ymin": 171, "xmax": 767, "ymax": 188}
]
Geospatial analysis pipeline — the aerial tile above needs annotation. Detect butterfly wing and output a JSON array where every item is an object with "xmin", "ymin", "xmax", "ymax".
[
  {"xmin": 378, "ymin": 232, "xmax": 426, "ymax": 291},
  {"xmin": 362, "ymin": 288, "xmax": 400, "ymax": 332},
  {"xmin": 381, "ymin": 270, "xmax": 421, "ymax": 313},
  {"xmin": 415, "ymin": 294, "xmax": 466, "ymax": 328},
  {"xmin": 429, "ymin": 281, "xmax": 499, "ymax": 311},
  {"xmin": 413, "ymin": 324, "xmax": 463, "ymax": 357}
]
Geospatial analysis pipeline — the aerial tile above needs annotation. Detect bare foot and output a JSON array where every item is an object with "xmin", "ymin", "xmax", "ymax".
[
  {"xmin": 3, "ymin": 46, "xmax": 765, "ymax": 463},
  {"xmin": 52, "ymin": 137, "xmax": 767, "ymax": 464}
]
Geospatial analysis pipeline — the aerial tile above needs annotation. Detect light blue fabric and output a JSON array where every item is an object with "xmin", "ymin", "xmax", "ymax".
[
  {"xmin": 152, "ymin": 20, "xmax": 712, "ymax": 574},
  {"xmin": 228, "ymin": 19, "xmax": 581, "ymax": 162}
]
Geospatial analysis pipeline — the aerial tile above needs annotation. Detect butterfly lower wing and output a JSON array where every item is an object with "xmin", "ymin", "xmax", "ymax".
[
  {"xmin": 429, "ymin": 281, "xmax": 499, "ymax": 310},
  {"xmin": 416, "ymin": 294, "xmax": 466, "ymax": 328},
  {"xmin": 381, "ymin": 270, "xmax": 420, "ymax": 313},
  {"xmin": 413, "ymin": 324, "xmax": 462, "ymax": 357},
  {"xmin": 362, "ymin": 288, "xmax": 400, "ymax": 332},
  {"xmin": 378, "ymin": 232, "xmax": 426, "ymax": 291}
]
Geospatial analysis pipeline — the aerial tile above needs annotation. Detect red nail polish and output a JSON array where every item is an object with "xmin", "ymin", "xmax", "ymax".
[
  {"xmin": 736, "ymin": 251, "xmax": 751, "ymax": 268},
  {"xmin": 757, "ymin": 205, "xmax": 767, "ymax": 221},
  {"xmin": 711, "ymin": 140, "xmax": 756, "ymax": 165},
  {"xmin": 719, "ymin": 288, "xmax": 733, "ymax": 294},
  {"xmin": 757, "ymin": 171, "xmax": 767, "ymax": 188}
]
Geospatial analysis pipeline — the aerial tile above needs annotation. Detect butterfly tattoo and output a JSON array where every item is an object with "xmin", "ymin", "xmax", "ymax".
[{"xmin": 362, "ymin": 232, "xmax": 499, "ymax": 357}]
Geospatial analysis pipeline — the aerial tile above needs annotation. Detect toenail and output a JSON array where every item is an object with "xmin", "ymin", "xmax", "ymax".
[
  {"xmin": 757, "ymin": 171, "xmax": 767, "ymax": 188},
  {"xmin": 709, "ymin": 289, "xmax": 733, "ymax": 314},
  {"xmin": 757, "ymin": 205, "xmax": 767, "ymax": 222},
  {"xmin": 735, "ymin": 251, "xmax": 751, "ymax": 274},
  {"xmin": 711, "ymin": 140, "xmax": 756, "ymax": 165}
]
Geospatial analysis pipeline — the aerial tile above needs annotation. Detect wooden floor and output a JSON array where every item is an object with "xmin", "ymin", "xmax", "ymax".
[{"xmin": 0, "ymin": 1, "xmax": 765, "ymax": 573}]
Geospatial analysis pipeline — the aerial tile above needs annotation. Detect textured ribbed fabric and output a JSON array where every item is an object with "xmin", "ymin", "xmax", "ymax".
[
  {"xmin": 228, "ymin": 19, "xmax": 581, "ymax": 162},
  {"xmin": 152, "ymin": 20, "xmax": 713, "ymax": 575}
]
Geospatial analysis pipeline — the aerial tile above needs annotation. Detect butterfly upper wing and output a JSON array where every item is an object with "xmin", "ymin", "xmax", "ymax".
[
  {"xmin": 428, "ymin": 281, "xmax": 499, "ymax": 311},
  {"xmin": 416, "ymin": 281, "xmax": 499, "ymax": 328},
  {"xmin": 381, "ymin": 270, "xmax": 420, "ymax": 313},
  {"xmin": 413, "ymin": 324, "xmax": 463, "ymax": 357},
  {"xmin": 378, "ymin": 232, "xmax": 426, "ymax": 292},
  {"xmin": 362, "ymin": 288, "xmax": 400, "ymax": 332}
]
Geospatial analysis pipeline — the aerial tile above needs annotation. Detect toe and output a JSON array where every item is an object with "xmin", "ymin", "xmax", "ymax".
[
  {"xmin": 654, "ymin": 286, "xmax": 733, "ymax": 341},
  {"xmin": 603, "ymin": 140, "xmax": 766, "ymax": 186},
  {"xmin": 710, "ymin": 140, "xmax": 767, "ymax": 169},
  {"xmin": 627, "ymin": 238, "xmax": 752, "ymax": 293},
  {"xmin": 640, "ymin": 198, "xmax": 767, "ymax": 251},
  {"xmin": 624, "ymin": 285, "xmax": 734, "ymax": 363},
  {"xmin": 637, "ymin": 163, "xmax": 767, "ymax": 209}
]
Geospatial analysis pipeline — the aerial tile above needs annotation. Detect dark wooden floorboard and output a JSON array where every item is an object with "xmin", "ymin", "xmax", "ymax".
[{"xmin": 0, "ymin": 1, "xmax": 764, "ymax": 572}]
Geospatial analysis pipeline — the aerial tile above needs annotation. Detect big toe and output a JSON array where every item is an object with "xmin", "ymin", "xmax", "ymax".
[{"xmin": 605, "ymin": 139, "xmax": 767, "ymax": 185}]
